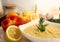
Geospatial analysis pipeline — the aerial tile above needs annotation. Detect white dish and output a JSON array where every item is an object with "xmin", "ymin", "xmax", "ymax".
[{"xmin": 19, "ymin": 19, "xmax": 60, "ymax": 42}]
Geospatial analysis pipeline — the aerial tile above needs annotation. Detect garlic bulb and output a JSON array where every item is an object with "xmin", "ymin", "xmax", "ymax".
[{"xmin": 46, "ymin": 13, "xmax": 53, "ymax": 20}]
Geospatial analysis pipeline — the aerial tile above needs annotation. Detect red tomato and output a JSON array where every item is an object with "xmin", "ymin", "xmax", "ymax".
[
  {"xmin": 1, "ymin": 15, "xmax": 23, "ymax": 31},
  {"xmin": 1, "ymin": 19, "xmax": 10, "ymax": 31},
  {"xmin": 7, "ymin": 15, "xmax": 23, "ymax": 26}
]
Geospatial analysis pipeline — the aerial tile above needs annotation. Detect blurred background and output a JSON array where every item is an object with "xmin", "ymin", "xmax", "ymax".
[{"xmin": 2, "ymin": 0, "xmax": 60, "ymax": 14}]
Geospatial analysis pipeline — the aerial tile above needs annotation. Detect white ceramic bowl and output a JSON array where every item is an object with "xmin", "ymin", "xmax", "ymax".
[{"xmin": 19, "ymin": 19, "xmax": 60, "ymax": 42}]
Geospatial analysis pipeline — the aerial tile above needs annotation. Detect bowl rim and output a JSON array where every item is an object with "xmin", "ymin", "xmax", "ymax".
[{"xmin": 44, "ymin": 20, "xmax": 60, "ymax": 27}]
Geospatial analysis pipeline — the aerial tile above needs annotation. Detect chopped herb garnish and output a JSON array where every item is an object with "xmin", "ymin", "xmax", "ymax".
[{"xmin": 37, "ymin": 17, "xmax": 47, "ymax": 32}]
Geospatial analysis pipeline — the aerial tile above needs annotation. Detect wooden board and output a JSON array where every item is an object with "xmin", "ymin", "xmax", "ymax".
[{"xmin": 19, "ymin": 36, "xmax": 31, "ymax": 42}]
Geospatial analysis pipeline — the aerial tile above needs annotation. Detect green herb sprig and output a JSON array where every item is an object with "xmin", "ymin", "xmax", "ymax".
[{"xmin": 37, "ymin": 17, "xmax": 47, "ymax": 32}]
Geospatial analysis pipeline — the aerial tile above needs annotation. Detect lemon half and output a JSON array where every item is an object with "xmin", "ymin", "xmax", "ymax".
[{"xmin": 6, "ymin": 25, "xmax": 22, "ymax": 42}]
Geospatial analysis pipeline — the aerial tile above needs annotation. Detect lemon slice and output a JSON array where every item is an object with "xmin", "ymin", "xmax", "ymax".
[{"xmin": 6, "ymin": 25, "xmax": 22, "ymax": 42}]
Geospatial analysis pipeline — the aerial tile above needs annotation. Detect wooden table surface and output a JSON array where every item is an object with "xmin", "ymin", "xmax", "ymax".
[{"xmin": 19, "ymin": 36, "xmax": 31, "ymax": 42}]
